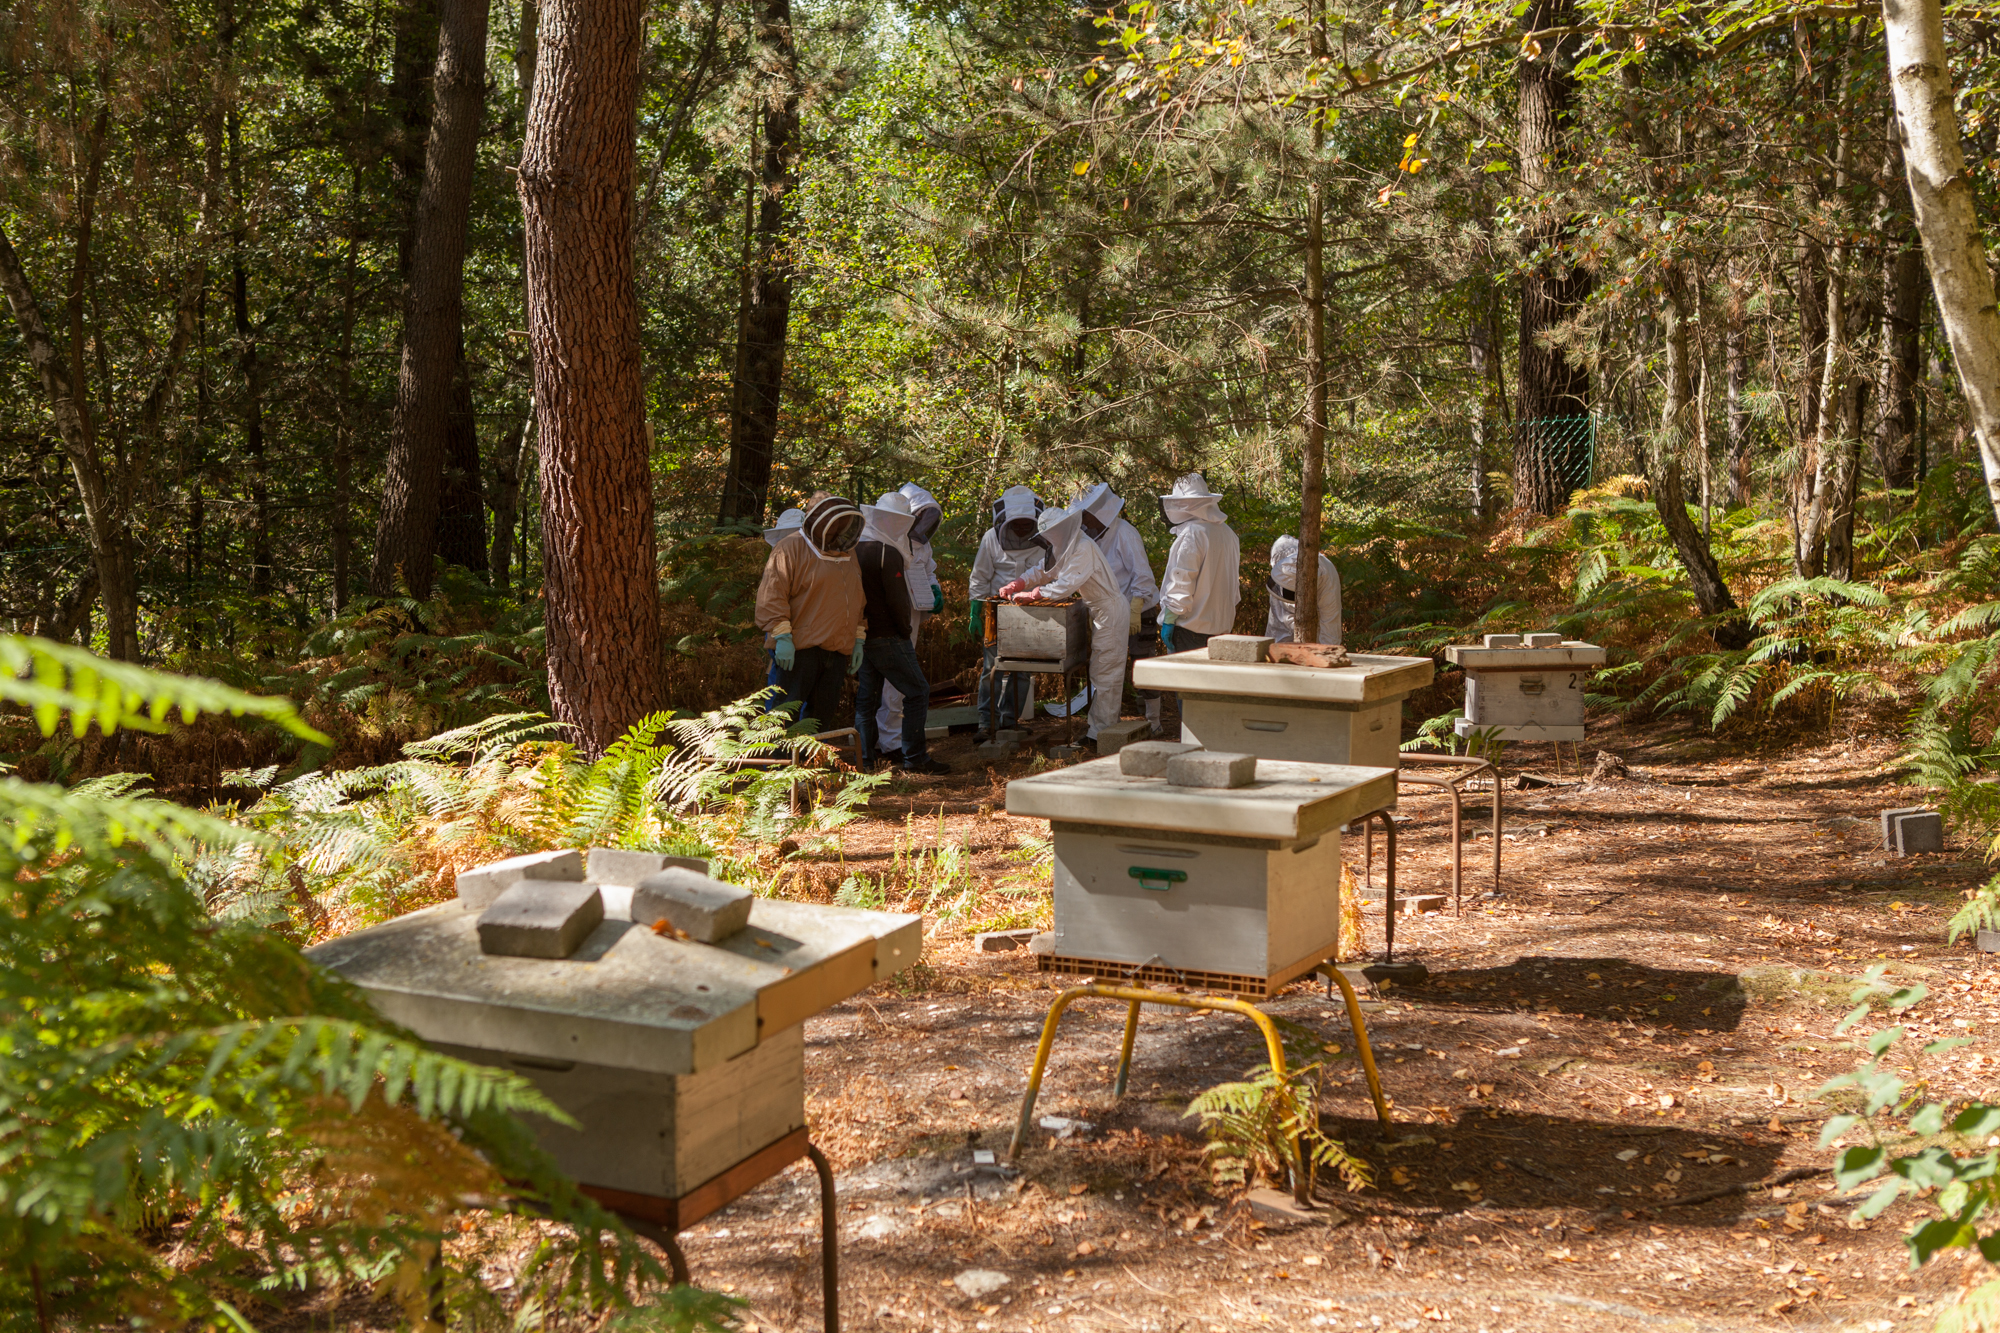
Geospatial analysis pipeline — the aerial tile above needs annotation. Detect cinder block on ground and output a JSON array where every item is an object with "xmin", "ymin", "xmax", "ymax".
[
  {"xmin": 1398, "ymin": 894, "xmax": 1447, "ymax": 916},
  {"xmin": 1244, "ymin": 1187, "xmax": 1345, "ymax": 1226},
  {"xmin": 1047, "ymin": 744, "xmax": 1090, "ymax": 762},
  {"xmin": 586, "ymin": 847, "xmax": 710, "ymax": 885},
  {"xmin": 1978, "ymin": 930, "xmax": 2000, "ymax": 954},
  {"xmin": 1881, "ymin": 805, "xmax": 1928, "ymax": 850},
  {"xmin": 976, "ymin": 739, "xmax": 1020, "ymax": 763},
  {"xmin": 1482, "ymin": 634, "xmax": 1522, "ymax": 649},
  {"xmin": 1895, "ymin": 811, "xmax": 1945, "ymax": 856},
  {"xmin": 1165, "ymin": 749, "xmax": 1257, "ymax": 789},
  {"xmin": 455, "ymin": 848, "xmax": 583, "ymax": 911},
  {"xmin": 997, "ymin": 728, "xmax": 1030, "ymax": 743},
  {"xmin": 1524, "ymin": 632, "xmax": 1563, "ymax": 648},
  {"xmin": 1119, "ymin": 740, "xmax": 1202, "ymax": 777},
  {"xmin": 1095, "ymin": 719, "xmax": 1152, "ymax": 755},
  {"xmin": 1206, "ymin": 634, "xmax": 1274, "ymax": 663},
  {"xmin": 476, "ymin": 880, "xmax": 604, "ymax": 959},
  {"xmin": 976, "ymin": 928, "xmax": 1037, "ymax": 952},
  {"xmin": 631, "ymin": 867, "xmax": 754, "ymax": 943}
]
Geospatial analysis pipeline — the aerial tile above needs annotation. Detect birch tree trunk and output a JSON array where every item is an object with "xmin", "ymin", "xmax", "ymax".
[{"xmin": 1883, "ymin": 0, "xmax": 2000, "ymax": 526}]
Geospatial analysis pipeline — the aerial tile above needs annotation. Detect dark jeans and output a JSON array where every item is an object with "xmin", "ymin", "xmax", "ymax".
[
  {"xmin": 978, "ymin": 642, "xmax": 1031, "ymax": 731},
  {"xmin": 1171, "ymin": 625, "xmax": 1213, "ymax": 653},
  {"xmin": 779, "ymin": 645, "xmax": 849, "ymax": 736},
  {"xmin": 855, "ymin": 635, "xmax": 930, "ymax": 764}
]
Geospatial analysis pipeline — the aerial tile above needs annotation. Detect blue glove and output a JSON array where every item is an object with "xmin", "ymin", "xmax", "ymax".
[
  {"xmin": 931, "ymin": 583, "xmax": 945, "ymax": 613},
  {"xmin": 970, "ymin": 601, "xmax": 984, "ymax": 637},
  {"xmin": 773, "ymin": 633, "xmax": 795, "ymax": 670},
  {"xmin": 850, "ymin": 642, "xmax": 865, "ymax": 675},
  {"xmin": 1159, "ymin": 613, "xmax": 1177, "ymax": 652}
]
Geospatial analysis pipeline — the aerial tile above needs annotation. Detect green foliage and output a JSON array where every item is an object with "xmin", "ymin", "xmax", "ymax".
[
  {"xmin": 0, "ymin": 641, "xmax": 712, "ymax": 1330},
  {"xmin": 1183, "ymin": 1020, "xmax": 1370, "ymax": 1197},
  {"xmin": 0, "ymin": 635, "xmax": 328, "ymax": 744}
]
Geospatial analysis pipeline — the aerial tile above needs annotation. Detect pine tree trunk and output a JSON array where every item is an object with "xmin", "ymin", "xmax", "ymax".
[
  {"xmin": 716, "ymin": 0, "xmax": 798, "ymax": 527},
  {"xmin": 1881, "ymin": 0, "xmax": 2000, "ymax": 526},
  {"xmin": 436, "ymin": 331, "xmax": 489, "ymax": 575},
  {"xmin": 519, "ymin": 0, "xmax": 663, "ymax": 754},
  {"xmin": 489, "ymin": 402, "xmax": 533, "ymax": 595},
  {"xmin": 1725, "ymin": 262, "xmax": 1751, "ymax": 507},
  {"xmin": 1514, "ymin": 0, "xmax": 1591, "ymax": 515},
  {"xmin": 1298, "ymin": 174, "xmax": 1326, "ymax": 641},
  {"xmin": 1657, "ymin": 272, "xmax": 1753, "ymax": 648},
  {"xmin": 371, "ymin": 0, "xmax": 491, "ymax": 596}
]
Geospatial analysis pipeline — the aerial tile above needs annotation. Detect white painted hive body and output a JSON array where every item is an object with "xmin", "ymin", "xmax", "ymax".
[
  {"xmin": 306, "ymin": 883, "xmax": 918, "ymax": 1200},
  {"xmin": 991, "ymin": 599, "xmax": 1091, "ymax": 673},
  {"xmin": 1130, "ymin": 649, "xmax": 1434, "ymax": 769},
  {"xmin": 1443, "ymin": 634, "xmax": 1607, "ymax": 743},
  {"xmin": 1006, "ymin": 757, "xmax": 1396, "ymax": 995}
]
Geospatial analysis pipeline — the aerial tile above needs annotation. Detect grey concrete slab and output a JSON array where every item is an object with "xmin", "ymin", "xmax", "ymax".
[
  {"xmin": 1207, "ymin": 634, "xmax": 1274, "ymax": 663},
  {"xmin": 1118, "ymin": 740, "xmax": 1200, "ymax": 777},
  {"xmin": 632, "ymin": 868, "xmax": 754, "ymax": 942},
  {"xmin": 1134, "ymin": 650, "xmax": 1433, "ymax": 704},
  {"xmin": 1165, "ymin": 749, "xmax": 1257, "ymax": 788},
  {"xmin": 1443, "ymin": 641, "xmax": 1608, "ymax": 671},
  {"xmin": 1007, "ymin": 755, "xmax": 1395, "ymax": 841},
  {"xmin": 477, "ymin": 881, "xmax": 604, "ymax": 958},
  {"xmin": 454, "ymin": 849, "xmax": 584, "ymax": 910}
]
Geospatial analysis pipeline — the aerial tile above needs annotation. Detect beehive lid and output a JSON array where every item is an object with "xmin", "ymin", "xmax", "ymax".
[
  {"xmin": 1132, "ymin": 649, "xmax": 1433, "ymax": 702},
  {"xmin": 1443, "ymin": 640, "xmax": 1606, "ymax": 669},
  {"xmin": 306, "ymin": 897, "xmax": 920, "ymax": 1077},
  {"xmin": 1006, "ymin": 756, "xmax": 1395, "ymax": 841}
]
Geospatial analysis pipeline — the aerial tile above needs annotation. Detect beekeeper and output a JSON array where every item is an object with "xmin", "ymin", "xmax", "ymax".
[
  {"xmin": 852, "ymin": 493, "xmax": 948, "ymax": 774},
  {"xmin": 754, "ymin": 494, "xmax": 866, "ymax": 734},
  {"xmin": 1076, "ymin": 481, "xmax": 1163, "ymax": 733},
  {"xmin": 1266, "ymin": 534, "xmax": 1342, "ymax": 646},
  {"xmin": 875, "ymin": 483, "xmax": 945, "ymax": 762},
  {"xmin": 1157, "ymin": 472, "xmax": 1240, "ymax": 653},
  {"xmin": 997, "ymin": 505, "xmax": 1128, "ymax": 749},
  {"xmin": 758, "ymin": 507, "xmax": 808, "ymax": 698},
  {"xmin": 968, "ymin": 485, "xmax": 1044, "ymax": 740}
]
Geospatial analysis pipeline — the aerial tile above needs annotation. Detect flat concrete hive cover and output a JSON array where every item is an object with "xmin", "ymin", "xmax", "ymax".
[
  {"xmin": 1005, "ymin": 755, "xmax": 1395, "ymax": 840},
  {"xmin": 307, "ymin": 898, "xmax": 919, "ymax": 1077},
  {"xmin": 1443, "ymin": 640, "xmax": 1606, "ymax": 669},
  {"xmin": 1131, "ymin": 649, "xmax": 1433, "ymax": 703}
]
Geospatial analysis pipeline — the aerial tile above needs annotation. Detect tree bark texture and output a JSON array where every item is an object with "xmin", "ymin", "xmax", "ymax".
[
  {"xmin": 1298, "ymin": 174, "xmax": 1326, "ymax": 641},
  {"xmin": 436, "ymin": 331, "xmax": 489, "ymax": 575},
  {"xmin": 1882, "ymin": 0, "xmax": 2000, "ymax": 527},
  {"xmin": 1725, "ymin": 262, "xmax": 1752, "ymax": 506},
  {"xmin": 489, "ymin": 401, "xmax": 533, "ymax": 595},
  {"xmin": 519, "ymin": 0, "xmax": 663, "ymax": 754},
  {"xmin": 1514, "ymin": 0, "xmax": 1592, "ymax": 515},
  {"xmin": 1657, "ymin": 273, "xmax": 1754, "ymax": 649},
  {"xmin": 1876, "ymin": 109, "xmax": 1925, "ymax": 494},
  {"xmin": 716, "ymin": 0, "xmax": 799, "ymax": 527},
  {"xmin": 371, "ymin": 0, "xmax": 491, "ymax": 596}
]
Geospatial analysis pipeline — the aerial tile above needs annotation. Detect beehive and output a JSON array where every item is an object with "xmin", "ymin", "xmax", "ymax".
[
  {"xmin": 989, "ymin": 599, "xmax": 1091, "ymax": 674},
  {"xmin": 1006, "ymin": 757, "xmax": 1396, "ymax": 995},
  {"xmin": 1131, "ymin": 649, "xmax": 1434, "ymax": 769},
  {"xmin": 1443, "ymin": 633, "xmax": 1606, "ymax": 742}
]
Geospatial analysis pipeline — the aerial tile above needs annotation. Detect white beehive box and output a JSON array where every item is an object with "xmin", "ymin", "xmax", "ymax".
[
  {"xmin": 1443, "ymin": 633, "xmax": 1606, "ymax": 743},
  {"xmin": 1131, "ymin": 649, "xmax": 1434, "ymax": 770},
  {"xmin": 307, "ymin": 881, "xmax": 918, "ymax": 1202},
  {"xmin": 1006, "ymin": 757, "xmax": 1396, "ymax": 995},
  {"xmin": 989, "ymin": 599, "xmax": 1091, "ymax": 673}
]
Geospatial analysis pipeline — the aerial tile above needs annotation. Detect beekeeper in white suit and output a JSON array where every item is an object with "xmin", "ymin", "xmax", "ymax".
[
  {"xmin": 1266, "ymin": 534, "xmax": 1341, "ymax": 645},
  {"xmin": 997, "ymin": 505, "xmax": 1128, "ymax": 748},
  {"xmin": 1158, "ymin": 473, "xmax": 1241, "ymax": 653},
  {"xmin": 873, "ymin": 483, "xmax": 944, "ymax": 764},
  {"xmin": 1075, "ymin": 481, "xmax": 1164, "ymax": 733}
]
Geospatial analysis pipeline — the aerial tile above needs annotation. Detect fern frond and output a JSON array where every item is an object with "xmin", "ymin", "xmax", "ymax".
[{"xmin": 0, "ymin": 635, "xmax": 327, "ymax": 741}]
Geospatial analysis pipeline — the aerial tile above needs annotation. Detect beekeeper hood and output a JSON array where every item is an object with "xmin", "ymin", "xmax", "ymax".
[
  {"xmin": 898, "ymin": 482, "xmax": 943, "ymax": 546},
  {"xmin": 994, "ymin": 485, "xmax": 1045, "ymax": 552},
  {"xmin": 1037, "ymin": 505, "xmax": 1085, "ymax": 563},
  {"xmin": 1159, "ymin": 472, "xmax": 1226, "ymax": 527},
  {"xmin": 1075, "ymin": 482, "xmax": 1125, "ymax": 539},
  {"xmin": 762, "ymin": 507, "xmax": 805, "ymax": 548},
  {"xmin": 1268, "ymin": 534, "xmax": 1304, "ymax": 596},
  {"xmin": 859, "ymin": 491, "xmax": 915, "ymax": 565},
  {"xmin": 801, "ymin": 494, "xmax": 864, "ymax": 557}
]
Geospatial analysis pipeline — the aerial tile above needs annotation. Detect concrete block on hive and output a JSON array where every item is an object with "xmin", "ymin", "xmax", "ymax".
[
  {"xmin": 1482, "ymin": 634, "xmax": 1522, "ymax": 649},
  {"xmin": 632, "ymin": 867, "xmax": 754, "ymax": 943},
  {"xmin": 455, "ymin": 849, "xmax": 583, "ymax": 911},
  {"xmin": 1094, "ymin": 719, "xmax": 1152, "ymax": 755},
  {"xmin": 1165, "ymin": 749, "xmax": 1257, "ymax": 789},
  {"xmin": 477, "ymin": 881, "xmax": 604, "ymax": 958},
  {"xmin": 1894, "ymin": 811, "xmax": 1944, "ymax": 856},
  {"xmin": 1525, "ymin": 632, "xmax": 1563, "ymax": 648},
  {"xmin": 1118, "ymin": 740, "xmax": 1201, "ymax": 777},
  {"xmin": 587, "ymin": 847, "xmax": 710, "ymax": 884},
  {"xmin": 1206, "ymin": 634, "xmax": 1274, "ymax": 663}
]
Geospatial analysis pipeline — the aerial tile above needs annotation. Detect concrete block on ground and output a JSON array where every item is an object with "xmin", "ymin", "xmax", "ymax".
[
  {"xmin": 476, "ymin": 880, "xmax": 604, "ymax": 959},
  {"xmin": 1895, "ymin": 811, "xmax": 1945, "ymax": 856},
  {"xmin": 976, "ymin": 740, "xmax": 1020, "ymax": 762},
  {"xmin": 1978, "ymin": 930, "xmax": 2000, "ymax": 954},
  {"xmin": 1482, "ymin": 634, "xmax": 1522, "ymax": 649},
  {"xmin": 1362, "ymin": 960, "xmax": 1430, "ymax": 988},
  {"xmin": 1118, "ymin": 740, "xmax": 1201, "ymax": 777},
  {"xmin": 1398, "ymin": 894, "xmax": 1447, "ymax": 916},
  {"xmin": 455, "ymin": 848, "xmax": 583, "ymax": 911},
  {"xmin": 1165, "ymin": 749, "xmax": 1257, "ymax": 789},
  {"xmin": 1881, "ymin": 806, "xmax": 1928, "ymax": 850},
  {"xmin": 1524, "ymin": 632, "xmax": 1563, "ymax": 649},
  {"xmin": 997, "ymin": 727, "xmax": 1030, "ymax": 743},
  {"xmin": 631, "ymin": 867, "xmax": 754, "ymax": 943},
  {"xmin": 1206, "ymin": 634, "xmax": 1274, "ymax": 663},
  {"xmin": 1095, "ymin": 719, "xmax": 1152, "ymax": 755},
  {"xmin": 1047, "ymin": 744, "xmax": 1090, "ymax": 762},
  {"xmin": 1244, "ymin": 1187, "xmax": 1347, "ymax": 1227},
  {"xmin": 976, "ymin": 928, "xmax": 1037, "ymax": 952}
]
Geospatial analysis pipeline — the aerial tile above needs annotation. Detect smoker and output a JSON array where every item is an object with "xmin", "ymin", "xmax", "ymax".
[
  {"xmin": 1132, "ymin": 647, "xmax": 1433, "ymax": 768},
  {"xmin": 1006, "ymin": 753, "xmax": 1396, "ymax": 996},
  {"xmin": 306, "ymin": 848, "xmax": 919, "ymax": 1322},
  {"xmin": 1444, "ymin": 632, "xmax": 1606, "ymax": 743}
]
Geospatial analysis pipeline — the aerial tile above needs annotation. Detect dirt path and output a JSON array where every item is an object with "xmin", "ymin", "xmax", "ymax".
[{"xmin": 639, "ymin": 716, "xmax": 1996, "ymax": 1332}]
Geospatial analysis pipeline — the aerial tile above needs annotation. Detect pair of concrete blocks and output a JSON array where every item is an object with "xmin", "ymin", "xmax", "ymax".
[
  {"xmin": 1118, "ymin": 739, "xmax": 1257, "ymax": 789},
  {"xmin": 1881, "ymin": 807, "xmax": 1944, "ymax": 856},
  {"xmin": 458, "ymin": 847, "xmax": 753, "ymax": 960},
  {"xmin": 1484, "ymin": 632, "xmax": 1564, "ymax": 649}
]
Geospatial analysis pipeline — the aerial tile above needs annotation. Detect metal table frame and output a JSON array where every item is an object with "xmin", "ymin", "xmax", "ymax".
[{"xmin": 1362, "ymin": 752, "xmax": 1502, "ymax": 919}]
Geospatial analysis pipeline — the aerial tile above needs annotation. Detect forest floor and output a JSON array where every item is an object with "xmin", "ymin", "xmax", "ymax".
[{"xmin": 394, "ymin": 710, "xmax": 1999, "ymax": 1330}]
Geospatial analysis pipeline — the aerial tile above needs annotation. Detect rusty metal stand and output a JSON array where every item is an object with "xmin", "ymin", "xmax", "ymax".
[
  {"xmin": 1008, "ymin": 982, "xmax": 1397, "ymax": 1206},
  {"xmin": 1390, "ymin": 752, "xmax": 1502, "ymax": 914},
  {"xmin": 1357, "ymin": 808, "xmax": 1399, "ymax": 960}
]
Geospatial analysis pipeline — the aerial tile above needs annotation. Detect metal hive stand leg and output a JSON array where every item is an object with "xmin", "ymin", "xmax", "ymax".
[
  {"xmin": 806, "ymin": 1141, "xmax": 840, "ymax": 1333},
  {"xmin": 625, "ymin": 1218, "xmax": 692, "ymax": 1287},
  {"xmin": 1313, "ymin": 964, "xmax": 1396, "ymax": 1133}
]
